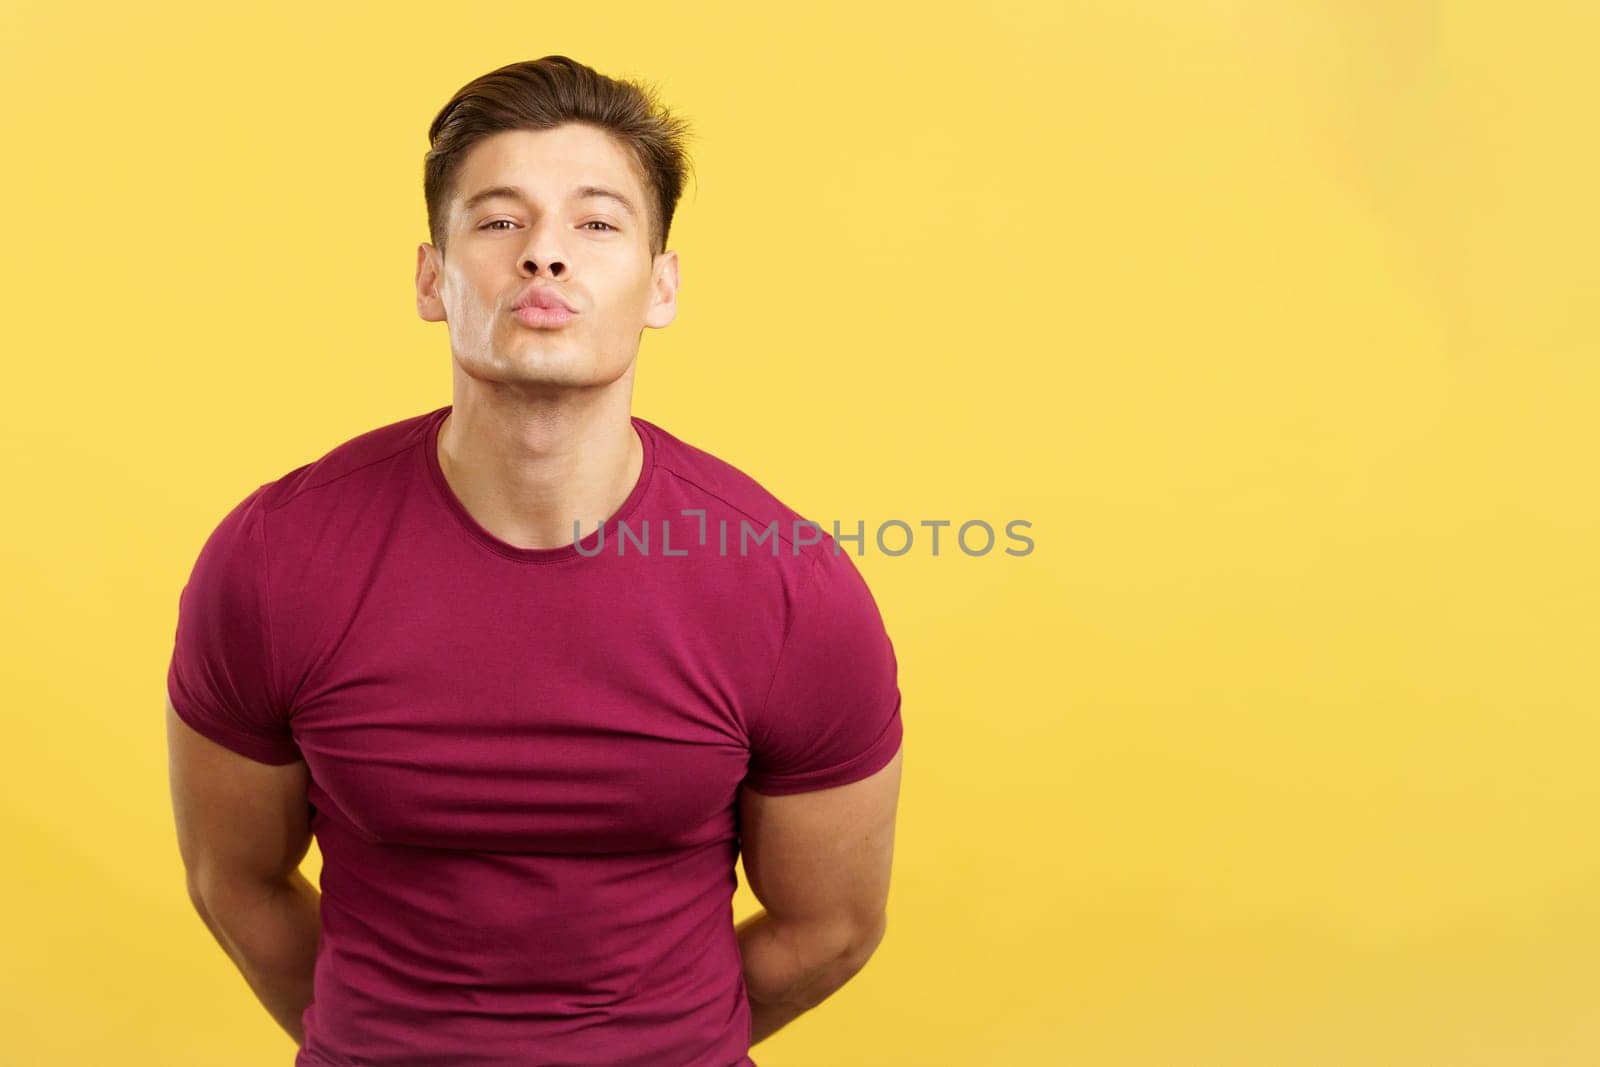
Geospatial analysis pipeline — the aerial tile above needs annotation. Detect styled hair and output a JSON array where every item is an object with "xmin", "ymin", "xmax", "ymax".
[{"xmin": 423, "ymin": 55, "xmax": 695, "ymax": 258}]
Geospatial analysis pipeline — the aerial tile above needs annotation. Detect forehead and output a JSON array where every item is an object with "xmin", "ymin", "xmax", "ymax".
[{"xmin": 450, "ymin": 124, "xmax": 644, "ymax": 210}]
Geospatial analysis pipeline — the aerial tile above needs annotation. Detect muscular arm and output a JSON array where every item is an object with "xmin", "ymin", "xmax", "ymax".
[
  {"xmin": 736, "ymin": 743, "xmax": 903, "ymax": 1045},
  {"xmin": 166, "ymin": 696, "xmax": 321, "ymax": 1046}
]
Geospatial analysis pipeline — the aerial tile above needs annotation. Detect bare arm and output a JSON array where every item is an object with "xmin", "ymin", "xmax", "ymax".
[
  {"xmin": 736, "ymin": 743, "xmax": 903, "ymax": 1045},
  {"xmin": 166, "ymin": 696, "xmax": 321, "ymax": 1046}
]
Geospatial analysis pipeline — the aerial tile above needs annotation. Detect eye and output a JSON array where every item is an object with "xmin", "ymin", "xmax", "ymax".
[{"xmin": 478, "ymin": 220, "xmax": 616, "ymax": 232}]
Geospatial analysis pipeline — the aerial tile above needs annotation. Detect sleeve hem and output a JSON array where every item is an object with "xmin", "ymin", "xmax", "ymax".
[
  {"xmin": 167, "ymin": 681, "xmax": 303, "ymax": 766},
  {"xmin": 742, "ymin": 692, "xmax": 903, "ymax": 797}
]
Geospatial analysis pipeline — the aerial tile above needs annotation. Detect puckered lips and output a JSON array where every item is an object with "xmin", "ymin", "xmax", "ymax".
[{"xmin": 511, "ymin": 284, "xmax": 578, "ymax": 328}]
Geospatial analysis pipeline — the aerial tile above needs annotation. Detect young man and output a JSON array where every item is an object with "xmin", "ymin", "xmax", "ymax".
[{"xmin": 165, "ymin": 55, "xmax": 904, "ymax": 1067}]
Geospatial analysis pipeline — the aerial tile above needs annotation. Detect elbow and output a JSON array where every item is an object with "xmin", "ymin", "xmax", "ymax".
[
  {"xmin": 805, "ymin": 911, "xmax": 889, "ymax": 974},
  {"xmin": 185, "ymin": 875, "xmax": 211, "ymax": 917},
  {"xmin": 184, "ymin": 870, "xmax": 279, "ymax": 926},
  {"xmin": 799, "ymin": 915, "xmax": 888, "ymax": 1010},
  {"xmin": 842, "ymin": 912, "xmax": 888, "ymax": 969},
  {"xmin": 748, "ymin": 911, "xmax": 889, "ymax": 1010},
  {"xmin": 184, "ymin": 877, "xmax": 227, "ymax": 943}
]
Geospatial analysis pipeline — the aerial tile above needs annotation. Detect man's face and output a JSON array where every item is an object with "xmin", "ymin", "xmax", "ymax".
[{"xmin": 416, "ymin": 124, "xmax": 679, "ymax": 391}]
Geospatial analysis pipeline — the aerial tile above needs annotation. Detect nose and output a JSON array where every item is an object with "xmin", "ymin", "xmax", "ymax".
[
  {"xmin": 521, "ymin": 253, "xmax": 565, "ymax": 277},
  {"xmin": 518, "ymin": 218, "xmax": 568, "ymax": 278}
]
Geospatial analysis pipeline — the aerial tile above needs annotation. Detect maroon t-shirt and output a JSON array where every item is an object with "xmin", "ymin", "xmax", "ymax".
[{"xmin": 166, "ymin": 405, "xmax": 904, "ymax": 1067}]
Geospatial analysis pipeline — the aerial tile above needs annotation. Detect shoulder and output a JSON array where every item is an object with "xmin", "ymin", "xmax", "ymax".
[
  {"xmin": 253, "ymin": 406, "xmax": 441, "ymax": 517},
  {"xmin": 635, "ymin": 415, "xmax": 840, "ymax": 568},
  {"xmin": 185, "ymin": 407, "xmax": 441, "ymax": 614},
  {"xmin": 635, "ymin": 419, "xmax": 893, "ymax": 643}
]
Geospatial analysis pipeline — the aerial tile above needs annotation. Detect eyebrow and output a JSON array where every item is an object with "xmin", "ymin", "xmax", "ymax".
[{"xmin": 459, "ymin": 183, "xmax": 638, "ymax": 220}]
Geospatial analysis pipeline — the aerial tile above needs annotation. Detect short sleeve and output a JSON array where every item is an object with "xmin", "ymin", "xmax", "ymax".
[
  {"xmin": 743, "ymin": 548, "xmax": 904, "ymax": 796},
  {"xmin": 166, "ymin": 484, "xmax": 302, "ymax": 765}
]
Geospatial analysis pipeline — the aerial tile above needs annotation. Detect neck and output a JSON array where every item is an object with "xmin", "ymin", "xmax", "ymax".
[{"xmin": 435, "ymin": 373, "xmax": 642, "ymax": 552}]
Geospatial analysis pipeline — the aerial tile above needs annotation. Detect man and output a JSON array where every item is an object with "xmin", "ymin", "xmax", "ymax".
[{"xmin": 165, "ymin": 55, "xmax": 904, "ymax": 1067}]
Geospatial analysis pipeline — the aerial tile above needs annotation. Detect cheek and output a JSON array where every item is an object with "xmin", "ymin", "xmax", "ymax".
[
  {"xmin": 452, "ymin": 286, "xmax": 500, "ymax": 329},
  {"xmin": 445, "ymin": 297, "xmax": 503, "ymax": 353}
]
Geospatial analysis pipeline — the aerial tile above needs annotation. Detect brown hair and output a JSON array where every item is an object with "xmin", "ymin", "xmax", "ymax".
[{"xmin": 423, "ymin": 55, "xmax": 695, "ymax": 258}]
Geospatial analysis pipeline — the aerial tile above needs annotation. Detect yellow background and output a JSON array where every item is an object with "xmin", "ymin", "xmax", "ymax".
[{"xmin": 5, "ymin": 2, "xmax": 1597, "ymax": 1064}]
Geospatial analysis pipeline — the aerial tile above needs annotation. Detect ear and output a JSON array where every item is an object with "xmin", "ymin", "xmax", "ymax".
[
  {"xmin": 643, "ymin": 248, "xmax": 680, "ymax": 330},
  {"xmin": 416, "ymin": 243, "xmax": 447, "ymax": 323}
]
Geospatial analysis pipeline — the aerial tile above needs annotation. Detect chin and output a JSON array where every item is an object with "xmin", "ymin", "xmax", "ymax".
[{"xmin": 503, "ymin": 352, "xmax": 608, "ymax": 388}]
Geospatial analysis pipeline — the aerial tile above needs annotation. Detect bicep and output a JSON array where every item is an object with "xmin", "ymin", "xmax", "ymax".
[
  {"xmin": 166, "ymin": 696, "xmax": 313, "ymax": 903},
  {"xmin": 738, "ymin": 741, "xmax": 903, "ymax": 947}
]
